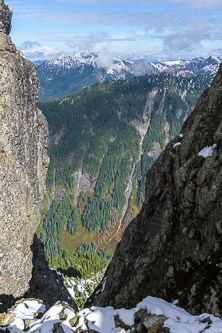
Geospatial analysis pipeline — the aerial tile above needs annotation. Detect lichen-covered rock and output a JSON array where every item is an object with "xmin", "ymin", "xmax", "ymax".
[
  {"xmin": 88, "ymin": 62, "xmax": 222, "ymax": 314},
  {"xmin": 143, "ymin": 315, "xmax": 166, "ymax": 331},
  {"xmin": 0, "ymin": 0, "xmax": 12, "ymax": 35},
  {"xmin": 134, "ymin": 310, "xmax": 166, "ymax": 333},
  {"xmin": 0, "ymin": 1, "xmax": 49, "ymax": 310},
  {"xmin": 0, "ymin": 313, "xmax": 15, "ymax": 327}
]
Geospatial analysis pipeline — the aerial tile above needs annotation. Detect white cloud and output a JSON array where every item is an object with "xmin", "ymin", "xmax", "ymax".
[
  {"xmin": 6, "ymin": 1, "xmax": 21, "ymax": 4},
  {"xmin": 95, "ymin": 52, "xmax": 114, "ymax": 68},
  {"xmin": 65, "ymin": 30, "xmax": 134, "ymax": 52},
  {"xmin": 169, "ymin": 0, "xmax": 222, "ymax": 10},
  {"xmin": 65, "ymin": 31, "xmax": 111, "ymax": 51},
  {"xmin": 19, "ymin": 41, "xmax": 40, "ymax": 50},
  {"xmin": 54, "ymin": 0, "xmax": 222, "ymax": 10},
  {"xmin": 8, "ymin": 0, "xmax": 222, "ymax": 62},
  {"xmin": 22, "ymin": 46, "xmax": 64, "ymax": 60},
  {"xmin": 164, "ymin": 29, "xmax": 209, "ymax": 51},
  {"xmin": 162, "ymin": 17, "xmax": 217, "ymax": 53},
  {"xmin": 55, "ymin": 0, "xmax": 100, "ymax": 3}
]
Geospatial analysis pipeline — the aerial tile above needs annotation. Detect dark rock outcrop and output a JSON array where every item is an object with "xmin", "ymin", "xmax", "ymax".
[
  {"xmin": 88, "ymin": 62, "xmax": 222, "ymax": 314},
  {"xmin": 25, "ymin": 235, "xmax": 78, "ymax": 311}
]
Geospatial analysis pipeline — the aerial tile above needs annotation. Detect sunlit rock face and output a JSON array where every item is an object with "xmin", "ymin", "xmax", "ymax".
[
  {"xmin": 88, "ymin": 62, "xmax": 222, "ymax": 315},
  {"xmin": 0, "ymin": 0, "xmax": 12, "ymax": 35},
  {"xmin": 0, "ymin": 0, "xmax": 49, "ymax": 307}
]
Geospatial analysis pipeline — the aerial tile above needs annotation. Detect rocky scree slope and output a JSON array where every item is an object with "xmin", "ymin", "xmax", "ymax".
[
  {"xmin": 87, "ymin": 62, "xmax": 222, "ymax": 315},
  {"xmin": 0, "ymin": 0, "xmax": 77, "ymax": 312}
]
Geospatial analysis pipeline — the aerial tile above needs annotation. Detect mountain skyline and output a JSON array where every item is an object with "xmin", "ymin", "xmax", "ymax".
[
  {"xmin": 6, "ymin": 0, "xmax": 222, "ymax": 62},
  {"xmin": 36, "ymin": 53, "xmax": 221, "ymax": 102}
]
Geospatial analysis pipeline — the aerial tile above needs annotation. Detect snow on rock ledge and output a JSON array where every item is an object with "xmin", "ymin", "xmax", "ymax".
[
  {"xmin": 198, "ymin": 144, "xmax": 217, "ymax": 158},
  {"xmin": 1, "ymin": 296, "xmax": 222, "ymax": 333}
]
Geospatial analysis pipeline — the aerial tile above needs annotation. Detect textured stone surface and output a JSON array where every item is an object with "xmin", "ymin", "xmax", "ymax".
[
  {"xmin": 88, "ymin": 62, "xmax": 222, "ymax": 314},
  {"xmin": 0, "ymin": 2, "xmax": 49, "ymax": 309},
  {"xmin": 0, "ymin": 0, "xmax": 12, "ymax": 35},
  {"xmin": 0, "ymin": 313, "xmax": 15, "ymax": 326}
]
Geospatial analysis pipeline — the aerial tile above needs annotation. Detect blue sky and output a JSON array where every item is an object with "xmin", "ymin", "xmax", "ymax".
[{"xmin": 6, "ymin": 0, "xmax": 222, "ymax": 62}]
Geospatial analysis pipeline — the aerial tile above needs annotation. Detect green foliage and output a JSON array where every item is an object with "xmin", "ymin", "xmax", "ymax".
[
  {"xmin": 38, "ymin": 73, "xmax": 212, "ymax": 262},
  {"xmin": 78, "ymin": 243, "xmax": 97, "ymax": 254},
  {"xmin": 81, "ymin": 125, "xmax": 140, "ymax": 233},
  {"xmin": 42, "ymin": 191, "xmax": 75, "ymax": 258},
  {"xmin": 41, "ymin": 196, "xmax": 49, "ymax": 216},
  {"xmin": 135, "ymin": 155, "xmax": 155, "ymax": 207},
  {"xmin": 67, "ymin": 207, "xmax": 79, "ymax": 236},
  {"xmin": 143, "ymin": 114, "xmax": 166, "ymax": 152},
  {"xmin": 49, "ymin": 249, "xmax": 110, "ymax": 280}
]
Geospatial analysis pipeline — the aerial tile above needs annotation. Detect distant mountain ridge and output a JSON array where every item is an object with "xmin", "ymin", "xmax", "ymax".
[
  {"xmin": 37, "ymin": 54, "xmax": 221, "ymax": 102},
  {"xmin": 156, "ymin": 56, "xmax": 222, "ymax": 76},
  {"xmin": 38, "ymin": 52, "xmax": 157, "ymax": 76}
]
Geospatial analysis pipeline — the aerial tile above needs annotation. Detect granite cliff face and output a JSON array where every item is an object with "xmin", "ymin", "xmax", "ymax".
[
  {"xmin": 0, "ymin": 1, "xmax": 49, "ymax": 308},
  {"xmin": 88, "ymin": 62, "xmax": 222, "ymax": 315},
  {"xmin": 0, "ymin": 0, "xmax": 11, "ymax": 35}
]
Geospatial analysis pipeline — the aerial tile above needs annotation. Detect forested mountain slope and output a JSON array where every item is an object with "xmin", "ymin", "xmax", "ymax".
[{"xmin": 38, "ymin": 73, "xmax": 212, "ymax": 279}]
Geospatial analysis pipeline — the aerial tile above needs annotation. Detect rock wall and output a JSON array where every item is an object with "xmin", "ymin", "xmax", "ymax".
[
  {"xmin": 88, "ymin": 62, "xmax": 222, "ymax": 315},
  {"xmin": 0, "ymin": 0, "xmax": 12, "ymax": 35},
  {"xmin": 0, "ymin": 1, "xmax": 49, "ymax": 308}
]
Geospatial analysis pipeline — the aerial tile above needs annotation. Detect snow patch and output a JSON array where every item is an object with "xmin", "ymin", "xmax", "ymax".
[
  {"xmin": 49, "ymin": 267, "xmax": 56, "ymax": 271},
  {"xmin": 10, "ymin": 300, "xmax": 46, "ymax": 320},
  {"xmin": 101, "ymin": 277, "xmax": 107, "ymax": 292},
  {"xmin": 86, "ymin": 307, "xmax": 116, "ymax": 332},
  {"xmin": 198, "ymin": 144, "xmax": 217, "ymax": 158},
  {"xmin": 3, "ymin": 296, "xmax": 222, "ymax": 333},
  {"xmin": 173, "ymin": 142, "xmax": 181, "ymax": 148},
  {"xmin": 114, "ymin": 308, "xmax": 135, "ymax": 326}
]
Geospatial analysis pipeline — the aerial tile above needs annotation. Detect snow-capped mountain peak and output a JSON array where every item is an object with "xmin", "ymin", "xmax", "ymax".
[
  {"xmin": 156, "ymin": 56, "xmax": 221, "ymax": 76},
  {"xmin": 37, "ymin": 54, "xmax": 221, "ymax": 102}
]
